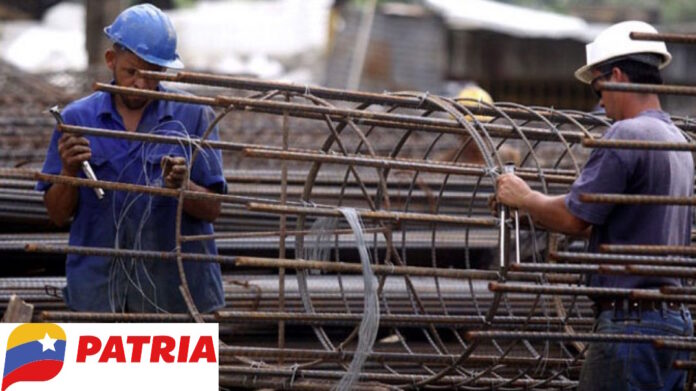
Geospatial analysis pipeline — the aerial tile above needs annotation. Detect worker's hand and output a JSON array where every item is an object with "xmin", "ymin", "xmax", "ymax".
[
  {"xmin": 58, "ymin": 133, "xmax": 91, "ymax": 177},
  {"xmin": 495, "ymin": 173, "xmax": 533, "ymax": 210},
  {"xmin": 161, "ymin": 156, "xmax": 188, "ymax": 189}
]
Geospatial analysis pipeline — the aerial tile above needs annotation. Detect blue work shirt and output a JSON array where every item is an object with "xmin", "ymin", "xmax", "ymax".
[
  {"xmin": 37, "ymin": 84, "xmax": 227, "ymax": 313},
  {"xmin": 566, "ymin": 110, "xmax": 693, "ymax": 289}
]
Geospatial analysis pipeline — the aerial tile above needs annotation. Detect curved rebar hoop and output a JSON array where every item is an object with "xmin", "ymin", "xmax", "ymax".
[
  {"xmin": 450, "ymin": 99, "xmax": 557, "ymax": 386},
  {"xmin": 370, "ymin": 99, "xmax": 478, "ymax": 379},
  {"xmin": 285, "ymin": 94, "xmax": 394, "ymax": 371},
  {"xmin": 243, "ymin": 93, "xmax": 608, "ymax": 389},
  {"xmin": 175, "ymin": 90, "xmax": 280, "ymax": 321},
  {"xmin": 495, "ymin": 102, "xmax": 582, "ymax": 174},
  {"xmin": 561, "ymin": 109, "xmax": 612, "ymax": 135},
  {"xmin": 389, "ymin": 96, "xmax": 511, "ymax": 389},
  {"xmin": 337, "ymin": 101, "xmax": 454, "ymax": 376},
  {"xmin": 174, "ymin": 104, "xmax": 234, "ymax": 322},
  {"xmin": 387, "ymin": 99, "xmax": 610, "ymax": 389},
  {"xmin": 524, "ymin": 106, "xmax": 599, "ymax": 354}
]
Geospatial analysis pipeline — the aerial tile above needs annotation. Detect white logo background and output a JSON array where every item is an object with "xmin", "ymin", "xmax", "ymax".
[{"xmin": 2, "ymin": 323, "xmax": 218, "ymax": 391}]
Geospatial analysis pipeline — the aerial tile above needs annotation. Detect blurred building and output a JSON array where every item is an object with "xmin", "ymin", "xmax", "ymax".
[
  {"xmin": 0, "ymin": 0, "xmax": 62, "ymax": 19},
  {"xmin": 325, "ymin": 0, "xmax": 695, "ymax": 113}
]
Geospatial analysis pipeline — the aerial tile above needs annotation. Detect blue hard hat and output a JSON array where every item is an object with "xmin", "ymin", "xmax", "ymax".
[{"xmin": 104, "ymin": 3, "xmax": 184, "ymax": 69}]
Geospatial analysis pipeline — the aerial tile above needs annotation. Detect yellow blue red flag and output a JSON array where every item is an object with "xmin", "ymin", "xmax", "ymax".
[{"xmin": 2, "ymin": 323, "xmax": 66, "ymax": 390}]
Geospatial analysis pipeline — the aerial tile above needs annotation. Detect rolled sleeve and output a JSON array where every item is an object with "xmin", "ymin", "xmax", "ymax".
[
  {"xmin": 566, "ymin": 149, "xmax": 630, "ymax": 225},
  {"xmin": 192, "ymin": 149, "xmax": 226, "ymax": 194},
  {"xmin": 190, "ymin": 107, "xmax": 227, "ymax": 194}
]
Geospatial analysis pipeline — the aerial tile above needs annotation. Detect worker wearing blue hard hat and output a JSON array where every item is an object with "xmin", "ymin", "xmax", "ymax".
[
  {"xmin": 37, "ymin": 3, "xmax": 227, "ymax": 313},
  {"xmin": 104, "ymin": 3, "xmax": 184, "ymax": 70}
]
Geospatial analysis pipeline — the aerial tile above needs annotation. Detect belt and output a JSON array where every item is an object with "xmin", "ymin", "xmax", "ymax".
[{"xmin": 594, "ymin": 298, "xmax": 683, "ymax": 314}]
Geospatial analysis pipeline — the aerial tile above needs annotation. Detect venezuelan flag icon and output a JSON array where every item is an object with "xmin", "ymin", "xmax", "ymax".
[{"xmin": 2, "ymin": 324, "xmax": 66, "ymax": 390}]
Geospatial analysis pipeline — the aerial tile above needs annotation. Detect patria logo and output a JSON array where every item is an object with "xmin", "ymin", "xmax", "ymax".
[
  {"xmin": 0, "ymin": 323, "xmax": 218, "ymax": 390},
  {"xmin": 2, "ymin": 324, "xmax": 66, "ymax": 390}
]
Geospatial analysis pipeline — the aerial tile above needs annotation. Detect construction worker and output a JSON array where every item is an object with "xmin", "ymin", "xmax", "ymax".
[
  {"xmin": 456, "ymin": 83, "xmax": 494, "ymax": 122},
  {"xmin": 440, "ymin": 83, "xmax": 520, "ymax": 165},
  {"xmin": 493, "ymin": 21, "xmax": 693, "ymax": 390},
  {"xmin": 37, "ymin": 4, "xmax": 226, "ymax": 313},
  {"xmin": 454, "ymin": 83, "xmax": 495, "ymax": 126}
]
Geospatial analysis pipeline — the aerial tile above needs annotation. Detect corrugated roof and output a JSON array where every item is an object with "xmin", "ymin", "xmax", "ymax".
[{"xmin": 424, "ymin": 0, "xmax": 597, "ymax": 42}]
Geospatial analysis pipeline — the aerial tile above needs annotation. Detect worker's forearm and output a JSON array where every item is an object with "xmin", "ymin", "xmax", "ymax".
[
  {"xmin": 521, "ymin": 192, "xmax": 588, "ymax": 236},
  {"xmin": 44, "ymin": 181, "xmax": 79, "ymax": 227},
  {"xmin": 182, "ymin": 181, "xmax": 222, "ymax": 222}
]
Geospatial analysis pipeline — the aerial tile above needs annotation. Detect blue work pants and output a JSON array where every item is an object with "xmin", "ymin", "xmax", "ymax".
[{"xmin": 578, "ymin": 307, "xmax": 693, "ymax": 391}]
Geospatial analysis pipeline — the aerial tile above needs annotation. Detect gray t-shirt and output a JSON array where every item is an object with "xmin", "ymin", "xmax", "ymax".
[{"xmin": 566, "ymin": 110, "xmax": 694, "ymax": 289}]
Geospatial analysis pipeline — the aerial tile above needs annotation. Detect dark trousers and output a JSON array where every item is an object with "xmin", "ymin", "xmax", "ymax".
[{"xmin": 578, "ymin": 307, "xmax": 693, "ymax": 391}]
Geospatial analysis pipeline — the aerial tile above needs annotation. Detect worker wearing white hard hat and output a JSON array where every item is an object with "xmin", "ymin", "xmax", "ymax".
[
  {"xmin": 574, "ymin": 20, "xmax": 671, "ymax": 84},
  {"xmin": 493, "ymin": 20, "xmax": 694, "ymax": 391}
]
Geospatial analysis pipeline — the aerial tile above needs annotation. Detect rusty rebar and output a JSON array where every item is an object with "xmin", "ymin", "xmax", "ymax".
[
  {"xmin": 214, "ymin": 93, "xmax": 589, "ymax": 142},
  {"xmin": 246, "ymin": 202, "xmax": 497, "ymax": 227},
  {"xmin": 600, "ymin": 244, "xmax": 696, "ymax": 256},
  {"xmin": 218, "ymin": 346, "xmax": 583, "ymax": 367},
  {"xmin": 630, "ymin": 31, "xmax": 696, "ymax": 44},
  {"xmin": 24, "ymin": 243, "xmax": 237, "ymax": 265},
  {"xmin": 488, "ymin": 281, "xmax": 634, "ymax": 298},
  {"xmin": 40, "ymin": 311, "xmax": 214, "ymax": 322},
  {"xmin": 179, "ymin": 226, "xmax": 388, "ymax": 243},
  {"xmin": 550, "ymin": 251, "xmax": 696, "ymax": 267},
  {"xmin": 0, "ymin": 168, "xmax": 285, "ymax": 207},
  {"xmin": 579, "ymin": 193, "xmax": 696, "ymax": 206},
  {"xmin": 219, "ymin": 376, "xmax": 387, "ymax": 391},
  {"xmin": 466, "ymin": 330, "xmax": 695, "ymax": 344},
  {"xmin": 213, "ymin": 310, "xmax": 594, "ymax": 327},
  {"xmin": 583, "ymin": 137, "xmax": 696, "ymax": 151},
  {"xmin": 235, "ymin": 256, "xmax": 500, "ymax": 279},
  {"xmin": 138, "ymin": 69, "xmax": 607, "ymax": 128},
  {"xmin": 94, "ymin": 82, "xmax": 593, "ymax": 143},
  {"xmin": 58, "ymin": 123, "xmax": 261, "ymax": 152},
  {"xmin": 509, "ymin": 263, "xmax": 626, "ymax": 274},
  {"xmin": 654, "ymin": 340, "xmax": 696, "ymax": 351},
  {"xmin": 218, "ymin": 365, "xmax": 579, "ymax": 388},
  {"xmin": 661, "ymin": 286, "xmax": 696, "ymax": 295},
  {"xmin": 234, "ymin": 256, "xmax": 581, "ymax": 284},
  {"xmin": 277, "ymin": 98, "xmax": 290, "ymax": 360},
  {"xmin": 598, "ymin": 81, "xmax": 696, "ymax": 97},
  {"xmin": 674, "ymin": 361, "xmax": 696, "ymax": 370},
  {"xmin": 628, "ymin": 289, "xmax": 696, "ymax": 303},
  {"xmin": 623, "ymin": 265, "xmax": 696, "ymax": 279},
  {"xmin": 244, "ymin": 148, "xmax": 576, "ymax": 184}
]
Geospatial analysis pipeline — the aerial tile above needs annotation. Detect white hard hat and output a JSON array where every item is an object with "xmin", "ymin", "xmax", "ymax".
[{"xmin": 574, "ymin": 21, "xmax": 671, "ymax": 84}]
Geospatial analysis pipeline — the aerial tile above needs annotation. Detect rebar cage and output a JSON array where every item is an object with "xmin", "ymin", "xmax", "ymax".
[{"xmin": 2, "ymin": 31, "xmax": 696, "ymax": 391}]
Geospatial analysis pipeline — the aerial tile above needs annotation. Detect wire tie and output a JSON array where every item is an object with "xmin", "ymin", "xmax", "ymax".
[
  {"xmin": 289, "ymin": 363, "xmax": 300, "ymax": 386},
  {"xmin": 484, "ymin": 166, "xmax": 499, "ymax": 178},
  {"xmin": 300, "ymin": 199, "xmax": 318, "ymax": 208},
  {"xmin": 417, "ymin": 91, "xmax": 430, "ymax": 107}
]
